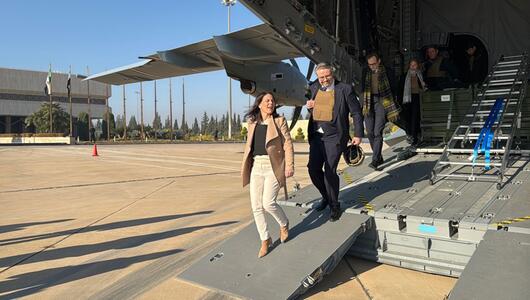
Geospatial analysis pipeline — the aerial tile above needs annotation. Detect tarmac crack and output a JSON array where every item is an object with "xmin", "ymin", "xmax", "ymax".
[
  {"xmin": 0, "ymin": 171, "xmax": 238, "ymax": 194},
  {"xmin": 0, "ymin": 180, "xmax": 176, "ymax": 275},
  {"xmin": 88, "ymin": 218, "xmax": 254, "ymax": 300},
  {"xmin": 344, "ymin": 257, "xmax": 374, "ymax": 300}
]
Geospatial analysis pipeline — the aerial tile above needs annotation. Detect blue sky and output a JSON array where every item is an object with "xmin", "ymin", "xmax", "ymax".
[{"xmin": 1, "ymin": 0, "xmax": 310, "ymax": 125}]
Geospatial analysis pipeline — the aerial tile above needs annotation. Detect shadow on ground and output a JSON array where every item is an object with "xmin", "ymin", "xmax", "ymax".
[
  {"xmin": 0, "ymin": 220, "xmax": 236, "ymax": 269},
  {"xmin": 0, "ymin": 219, "xmax": 74, "ymax": 234},
  {"xmin": 0, "ymin": 211, "xmax": 214, "ymax": 246},
  {"xmin": 0, "ymin": 220, "xmax": 238, "ymax": 298}
]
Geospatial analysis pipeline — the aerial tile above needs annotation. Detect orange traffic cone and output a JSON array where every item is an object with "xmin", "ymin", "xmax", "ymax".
[{"xmin": 92, "ymin": 144, "xmax": 99, "ymax": 156}]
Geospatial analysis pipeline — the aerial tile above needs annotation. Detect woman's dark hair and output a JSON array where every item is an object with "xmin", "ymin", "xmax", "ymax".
[{"xmin": 244, "ymin": 92, "xmax": 279, "ymax": 123}]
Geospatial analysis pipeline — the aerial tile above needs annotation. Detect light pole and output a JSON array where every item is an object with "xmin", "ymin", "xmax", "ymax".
[
  {"xmin": 106, "ymin": 84, "xmax": 110, "ymax": 141},
  {"xmin": 122, "ymin": 85, "xmax": 127, "ymax": 140},
  {"xmin": 169, "ymin": 78, "xmax": 173, "ymax": 140},
  {"xmin": 154, "ymin": 80, "xmax": 158, "ymax": 140},
  {"xmin": 135, "ymin": 90, "xmax": 140, "ymax": 138},
  {"xmin": 222, "ymin": 0, "xmax": 236, "ymax": 139},
  {"xmin": 140, "ymin": 82, "xmax": 144, "ymax": 140}
]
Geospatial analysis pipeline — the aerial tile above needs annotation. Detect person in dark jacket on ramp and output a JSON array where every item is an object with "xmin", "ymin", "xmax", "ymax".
[{"xmin": 306, "ymin": 63, "xmax": 364, "ymax": 222}]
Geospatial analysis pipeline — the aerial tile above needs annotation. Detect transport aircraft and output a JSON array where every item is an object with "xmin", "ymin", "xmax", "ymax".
[{"xmin": 89, "ymin": 1, "xmax": 530, "ymax": 299}]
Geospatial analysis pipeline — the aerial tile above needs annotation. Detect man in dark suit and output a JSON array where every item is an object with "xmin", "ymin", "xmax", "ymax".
[
  {"xmin": 306, "ymin": 63, "xmax": 364, "ymax": 221},
  {"xmin": 361, "ymin": 53, "xmax": 399, "ymax": 169}
]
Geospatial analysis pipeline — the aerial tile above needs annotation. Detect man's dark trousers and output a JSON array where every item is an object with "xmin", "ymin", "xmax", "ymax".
[
  {"xmin": 307, "ymin": 134, "xmax": 342, "ymax": 210},
  {"xmin": 365, "ymin": 96, "xmax": 386, "ymax": 163}
]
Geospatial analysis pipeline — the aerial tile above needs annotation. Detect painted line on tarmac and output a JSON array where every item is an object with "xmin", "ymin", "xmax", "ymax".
[
  {"xmin": 101, "ymin": 148, "xmax": 242, "ymax": 164},
  {"xmin": 99, "ymin": 158, "xmax": 240, "ymax": 179},
  {"xmin": 0, "ymin": 171, "xmax": 239, "ymax": 194},
  {"xmin": 38, "ymin": 146, "xmax": 242, "ymax": 164},
  {"xmin": 42, "ymin": 147, "xmax": 241, "ymax": 172}
]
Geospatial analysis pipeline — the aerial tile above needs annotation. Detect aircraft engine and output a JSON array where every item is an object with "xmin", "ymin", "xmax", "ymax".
[
  {"xmin": 223, "ymin": 60, "xmax": 308, "ymax": 107},
  {"xmin": 240, "ymin": 79, "xmax": 256, "ymax": 94}
]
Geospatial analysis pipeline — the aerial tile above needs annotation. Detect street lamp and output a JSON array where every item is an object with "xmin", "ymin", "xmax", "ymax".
[{"xmin": 222, "ymin": 0, "xmax": 236, "ymax": 139}]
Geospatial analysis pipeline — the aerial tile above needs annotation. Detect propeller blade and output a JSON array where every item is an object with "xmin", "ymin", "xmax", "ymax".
[
  {"xmin": 306, "ymin": 61, "xmax": 315, "ymax": 80},
  {"xmin": 289, "ymin": 58, "xmax": 300, "ymax": 71},
  {"xmin": 289, "ymin": 105, "xmax": 303, "ymax": 130}
]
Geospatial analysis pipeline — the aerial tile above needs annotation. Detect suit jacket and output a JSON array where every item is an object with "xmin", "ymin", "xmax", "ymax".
[
  {"xmin": 308, "ymin": 80, "xmax": 364, "ymax": 146},
  {"xmin": 241, "ymin": 116, "xmax": 294, "ymax": 188}
]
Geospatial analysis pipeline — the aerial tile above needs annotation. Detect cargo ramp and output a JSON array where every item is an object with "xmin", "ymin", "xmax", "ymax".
[
  {"xmin": 448, "ymin": 230, "xmax": 530, "ymax": 300},
  {"xmin": 179, "ymin": 206, "xmax": 371, "ymax": 300}
]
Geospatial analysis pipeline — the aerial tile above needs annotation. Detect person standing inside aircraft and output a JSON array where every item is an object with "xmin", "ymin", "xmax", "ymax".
[
  {"xmin": 306, "ymin": 63, "xmax": 363, "ymax": 222},
  {"xmin": 423, "ymin": 46, "xmax": 459, "ymax": 90},
  {"xmin": 362, "ymin": 53, "xmax": 399, "ymax": 169},
  {"xmin": 241, "ymin": 92, "xmax": 294, "ymax": 258},
  {"xmin": 400, "ymin": 58, "xmax": 426, "ymax": 146},
  {"xmin": 461, "ymin": 42, "xmax": 488, "ymax": 87}
]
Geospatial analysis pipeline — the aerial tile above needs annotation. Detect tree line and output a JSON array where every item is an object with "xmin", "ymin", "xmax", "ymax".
[{"xmin": 24, "ymin": 103, "xmax": 246, "ymax": 141}]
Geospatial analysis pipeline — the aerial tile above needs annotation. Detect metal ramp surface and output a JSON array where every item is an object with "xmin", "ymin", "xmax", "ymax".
[
  {"xmin": 448, "ymin": 230, "xmax": 530, "ymax": 300},
  {"xmin": 179, "ymin": 206, "xmax": 371, "ymax": 300},
  {"xmin": 280, "ymin": 139, "xmax": 410, "ymax": 208}
]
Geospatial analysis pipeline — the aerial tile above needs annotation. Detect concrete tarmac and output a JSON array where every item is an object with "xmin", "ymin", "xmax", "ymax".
[{"xmin": 0, "ymin": 143, "xmax": 455, "ymax": 299}]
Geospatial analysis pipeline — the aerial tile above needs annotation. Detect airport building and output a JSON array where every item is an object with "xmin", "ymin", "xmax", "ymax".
[{"xmin": 0, "ymin": 67, "xmax": 111, "ymax": 134}]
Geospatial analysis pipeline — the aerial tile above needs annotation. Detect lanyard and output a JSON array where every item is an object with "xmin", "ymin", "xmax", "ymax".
[{"xmin": 472, "ymin": 98, "xmax": 504, "ymax": 170}]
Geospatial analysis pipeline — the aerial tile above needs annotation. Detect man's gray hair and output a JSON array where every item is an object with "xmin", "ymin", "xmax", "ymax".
[{"xmin": 314, "ymin": 62, "xmax": 334, "ymax": 74}]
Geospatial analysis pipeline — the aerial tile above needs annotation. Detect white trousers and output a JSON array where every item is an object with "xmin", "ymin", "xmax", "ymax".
[{"xmin": 250, "ymin": 155, "xmax": 289, "ymax": 241}]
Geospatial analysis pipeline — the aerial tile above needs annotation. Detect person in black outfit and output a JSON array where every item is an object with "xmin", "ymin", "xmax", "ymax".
[
  {"xmin": 306, "ymin": 62, "xmax": 364, "ymax": 222},
  {"xmin": 461, "ymin": 42, "xmax": 488, "ymax": 87},
  {"xmin": 89, "ymin": 127, "xmax": 96, "ymax": 143},
  {"xmin": 400, "ymin": 58, "xmax": 426, "ymax": 146}
]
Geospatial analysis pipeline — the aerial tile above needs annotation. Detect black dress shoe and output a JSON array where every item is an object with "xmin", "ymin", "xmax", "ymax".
[
  {"xmin": 330, "ymin": 209, "xmax": 342, "ymax": 222},
  {"xmin": 314, "ymin": 201, "xmax": 328, "ymax": 212},
  {"xmin": 368, "ymin": 161, "xmax": 380, "ymax": 170},
  {"xmin": 368, "ymin": 158, "xmax": 384, "ymax": 170}
]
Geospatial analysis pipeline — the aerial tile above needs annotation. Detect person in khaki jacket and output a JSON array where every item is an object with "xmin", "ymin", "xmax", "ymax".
[{"xmin": 241, "ymin": 92, "xmax": 295, "ymax": 258}]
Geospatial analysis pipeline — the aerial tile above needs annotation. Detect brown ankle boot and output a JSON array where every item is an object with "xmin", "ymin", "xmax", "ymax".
[
  {"xmin": 280, "ymin": 223, "xmax": 289, "ymax": 243},
  {"xmin": 258, "ymin": 238, "xmax": 272, "ymax": 258}
]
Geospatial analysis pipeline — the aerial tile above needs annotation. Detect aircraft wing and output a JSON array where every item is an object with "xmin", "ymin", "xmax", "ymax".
[{"xmin": 86, "ymin": 23, "xmax": 303, "ymax": 85}]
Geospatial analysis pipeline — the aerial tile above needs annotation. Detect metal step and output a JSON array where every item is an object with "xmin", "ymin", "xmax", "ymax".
[
  {"xmin": 489, "ymin": 79, "xmax": 517, "ymax": 83},
  {"xmin": 472, "ymin": 100, "xmax": 517, "ymax": 107},
  {"xmin": 494, "ymin": 63, "xmax": 521, "ymax": 68},
  {"xmin": 435, "ymin": 173, "xmax": 500, "ymax": 180},
  {"xmin": 492, "ymin": 69, "xmax": 519, "ymax": 74},
  {"xmin": 497, "ymin": 59, "xmax": 522, "ymax": 65},
  {"xmin": 491, "ymin": 71, "xmax": 518, "ymax": 77},
  {"xmin": 485, "ymin": 81, "xmax": 522, "ymax": 87},
  {"xmin": 452, "ymin": 135, "xmax": 510, "ymax": 141},
  {"xmin": 468, "ymin": 123, "xmax": 511, "ymax": 127},
  {"xmin": 446, "ymin": 148, "xmax": 506, "ymax": 154},
  {"xmin": 439, "ymin": 161, "xmax": 502, "ymax": 167},
  {"xmin": 473, "ymin": 109, "xmax": 516, "ymax": 114},
  {"xmin": 466, "ymin": 112, "xmax": 515, "ymax": 118},
  {"xmin": 501, "ymin": 54, "xmax": 523, "ymax": 59},
  {"xmin": 478, "ymin": 90, "xmax": 520, "ymax": 96}
]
